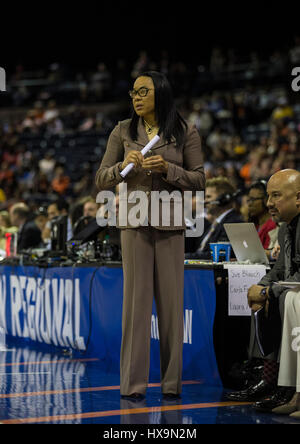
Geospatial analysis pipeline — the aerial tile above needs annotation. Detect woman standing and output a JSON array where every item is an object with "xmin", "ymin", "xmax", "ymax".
[{"xmin": 96, "ymin": 71, "xmax": 205, "ymax": 400}]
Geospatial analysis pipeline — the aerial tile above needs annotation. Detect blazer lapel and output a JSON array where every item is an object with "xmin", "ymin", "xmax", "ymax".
[
  {"xmin": 135, "ymin": 118, "xmax": 174, "ymax": 150},
  {"xmin": 153, "ymin": 135, "xmax": 176, "ymax": 151},
  {"xmin": 135, "ymin": 118, "xmax": 151, "ymax": 148}
]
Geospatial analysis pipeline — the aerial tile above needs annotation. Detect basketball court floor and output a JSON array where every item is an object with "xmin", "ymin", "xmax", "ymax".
[{"xmin": 0, "ymin": 340, "xmax": 298, "ymax": 425}]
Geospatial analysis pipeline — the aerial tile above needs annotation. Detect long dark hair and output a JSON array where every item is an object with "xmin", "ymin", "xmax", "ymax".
[{"xmin": 129, "ymin": 71, "xmax": 188, "ymax": 147}]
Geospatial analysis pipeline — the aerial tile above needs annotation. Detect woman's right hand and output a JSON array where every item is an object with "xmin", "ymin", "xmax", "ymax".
[{"xmin": 121, "ymin": 150, "xmax": 144, "ymax": 170}]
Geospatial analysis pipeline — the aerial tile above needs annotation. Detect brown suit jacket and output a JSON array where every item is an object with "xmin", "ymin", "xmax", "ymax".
[{"xmin": 95, "ymin": 118, "xmax": 205, "ymax": 230}]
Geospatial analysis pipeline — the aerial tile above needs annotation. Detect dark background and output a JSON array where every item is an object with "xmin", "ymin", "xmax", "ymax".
[{"xmin": 1, "ymin": 3, "xmax": 300, "ymax": 72}]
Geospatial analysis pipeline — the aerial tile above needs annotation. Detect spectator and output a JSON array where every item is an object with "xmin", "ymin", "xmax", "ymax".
[
  {"xmin": 83, "ymin": 198, "xmax": 99, "ymax": 218},
  {"xmin": 38, "ymin": 151, "xmax": 56, "ymax": 179},
  {"xmin": 186, "ymin": 177, "xmax": 243, "ymax": 259},
  {"xmin": 42, "ymin": 198, "xmax": 72, "ymax": 244},
  {"xmin": 43, "ymin": 100, "xmax": 59, "ymax": 123},
  {"xmin": 184, "ymin": 192, "xmax": 210, "ymax": 255},
  {"xmin": 271, "ymin": 97, "xmax": 294, "ymax": 122},
  {"xmin": 45, "ymin": 114, "xmax": 64, "ymax": 135},
  {"xmin": 206, "ymin": 126, "xmax": 228, "ymax": 151},
  {"xmin": 187, "ymin": 101, "xmax": 213, "ymax": 137},
  {"xmin": 9, "ymin": 203, "xmax": 42, "ymax": 252},
  {"xmin": 239, "ymin": 148, "xmax": 265, "ymax": 186},
  {"xmin": 71, "ymin": 197, "xmax": 100, "ymax": 235},
  {"xmin": 51, "ymin": 166, "xmax": 70, "ymax": 195},
  {"xmin": 246, "ymin": 180, "xmax": 278, "ymax": 251},
  {"xmin": 21, "ymin": 109, "xmax": 39, "ymax": 133},
  {"xmin": 34, "ymin": 207, "xmax": 48, "ymax": 233},
  {"xmin": 32, "ymin": 170, "xmax": 51, "ymax": 196}
]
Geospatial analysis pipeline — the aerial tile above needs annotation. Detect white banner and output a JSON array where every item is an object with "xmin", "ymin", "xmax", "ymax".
[{"xmin": 223, "ymin": 264, "xmax": 268, "ymax": 316}]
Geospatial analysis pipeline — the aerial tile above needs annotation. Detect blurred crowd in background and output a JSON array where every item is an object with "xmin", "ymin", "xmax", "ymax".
[{"xmin": 0, "ymin": 38, "xmax": 300, "ymax": 240}]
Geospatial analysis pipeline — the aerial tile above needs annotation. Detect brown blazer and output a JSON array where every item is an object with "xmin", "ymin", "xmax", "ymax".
[{"xmin": 95, "ymin": 118, "xmax": 205, "ymax": 230}]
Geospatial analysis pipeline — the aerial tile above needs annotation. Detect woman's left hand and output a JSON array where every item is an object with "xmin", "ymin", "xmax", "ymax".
[{"xmin": 142, "ymin": 155, "xmax": 169, "ymax": 174}]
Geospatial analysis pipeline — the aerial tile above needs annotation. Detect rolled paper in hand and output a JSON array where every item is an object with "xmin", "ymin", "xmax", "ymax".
[{"xmin": 120, "ymin": 134, "xmax": 160, "ymax": 178}]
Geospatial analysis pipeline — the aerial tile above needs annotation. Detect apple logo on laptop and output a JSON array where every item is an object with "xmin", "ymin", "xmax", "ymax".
[{"xmin": 243, "ymin": 240, "xmax": 249, "ymax": 248}]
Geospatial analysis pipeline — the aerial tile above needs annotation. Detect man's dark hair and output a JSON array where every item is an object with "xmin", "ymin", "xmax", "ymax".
[
  {"xmin": 129, "ymin": 71, "xmax": 188, "ymax": 147},
  {"xmin": 248, "ymin": 180, "xmax": 267, "ymax": 197},
  {"xmin": 51, "ymin": 197, "xmax": 69, "ymax": 213}
]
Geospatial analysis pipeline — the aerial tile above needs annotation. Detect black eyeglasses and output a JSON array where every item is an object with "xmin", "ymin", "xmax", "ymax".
[
  {"xmin": 246, "ymin": 197, "xmax": 265, "ymax": 204},
  {"xmin": 128, "ymin": 87, "xmax": 153, "ymax": 98}
]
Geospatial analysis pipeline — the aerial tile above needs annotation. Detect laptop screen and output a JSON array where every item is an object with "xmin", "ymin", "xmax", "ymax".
[{"xmin": 224, "ymin": 223, "xmax": 269, "ymax": 264}]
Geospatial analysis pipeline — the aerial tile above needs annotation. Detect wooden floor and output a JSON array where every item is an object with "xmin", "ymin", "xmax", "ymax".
[{"xmin": 0, "ymin": 339, "xmax": 298, "ymax": 425}]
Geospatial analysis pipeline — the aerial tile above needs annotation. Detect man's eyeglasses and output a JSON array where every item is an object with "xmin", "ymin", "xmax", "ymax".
[
  {"xmin": 128, "ymin": 87, "xmax": 153, "ymax": 98},
  {"xmin": 246, "ymin": 197, "xmax": 265, "ymax": 204}
]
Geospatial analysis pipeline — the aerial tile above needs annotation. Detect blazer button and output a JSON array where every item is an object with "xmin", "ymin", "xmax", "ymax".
[{"xmin": 146, "ymin": 170, "xmax": 152, "ymax": 176}]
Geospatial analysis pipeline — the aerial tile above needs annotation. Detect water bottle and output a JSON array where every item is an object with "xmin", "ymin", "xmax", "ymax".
[
  {"xmin": 5, "ymin": 232, "xmax": 18, "ymax": 257},
  {"xmin": 102, "ymin": 234, "xmax": 113, "ymax": 262},
  {"xmin": 0, "ymin": 326, "xmax": 6, "ymax": 351}
]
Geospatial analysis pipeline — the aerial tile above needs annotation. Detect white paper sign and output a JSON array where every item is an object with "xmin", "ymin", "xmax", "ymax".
[{"xmin": 223, "ymin": 264, "xmax": 268, "ymax": 316}]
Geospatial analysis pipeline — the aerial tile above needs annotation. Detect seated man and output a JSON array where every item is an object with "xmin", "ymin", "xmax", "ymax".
[
  {"xmin": 42, "ymin": 197, "xmax": 72, "ymax": 245},
  {"xmin": 72, "ymin": 197, "xmax": 100, "ymax": 236},
  {"xmin": 9, "ymin": 203, "xmax": 42, "ymax": 252},
  {"xmin": 184, "ymin": 192, "xmax": 210, "ymax": 254},
  {"xmin": 83, "ymin": 198, "xmax": 99, "ymax": 219},
  {"xmin": 226, "ymin": 169, "xmax": 300, "ymax": 412},
  {"xmin": 185, "ymin": 177, "xmax": 243, "ymax": 259}
]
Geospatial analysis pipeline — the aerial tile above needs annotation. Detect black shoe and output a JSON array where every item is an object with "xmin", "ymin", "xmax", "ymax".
[
  {"xmin": 121, "ymin": 393, "xmax": 145, "ymax": 401},
  {"xmin": 162, "ymin": 393, "xmax": 181, "ymax": 401},
  {"xmin": 253, "ymin": 387, "xmax": 296, "ymax": 412},
  {"xmin": 228, "ymin": 358, "xmax": 264, "ymax": 390},
  {"xmin": 225, "ymin": 379, "xmax": 276, "ymax": 402}
]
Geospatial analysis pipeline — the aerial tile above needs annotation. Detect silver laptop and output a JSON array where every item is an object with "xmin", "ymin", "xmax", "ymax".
[{"xmin": 223, "ymin": 223, "xmax": 269, "ymax": 264}]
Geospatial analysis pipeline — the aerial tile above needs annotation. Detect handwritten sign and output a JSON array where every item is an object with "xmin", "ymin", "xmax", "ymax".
[{"xmin": 223, "ymin": 264, "xmax": 268, "ymax": 316}]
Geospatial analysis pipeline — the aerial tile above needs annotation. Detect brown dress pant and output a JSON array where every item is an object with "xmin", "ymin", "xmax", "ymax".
[{"xmin": 120, "ymin": 227, "xmax": 184, "ymax": 396}]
